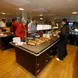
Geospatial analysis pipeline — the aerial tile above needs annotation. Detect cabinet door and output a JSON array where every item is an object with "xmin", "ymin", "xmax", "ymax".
[
  {"xmin": 36, "ymin": 51, "xmax": 48, "ymax": 75},
  {"xmin": 1, "ymin": 36, "xmax": 13, "ymax": 50},
  {"xmin": 36, "ymin": 42, "xmax": 59, "ymax": 75},
  {"xmin": 36, "ymin": 48, "xmax": 53, "ymax": 75},
  {"xmin": 68, "ymin": 34, "xmax": 76, "ymax": 45},
  {"xmin": 48, "ymin": 42, "xmax": 59, "ymax": 56}
]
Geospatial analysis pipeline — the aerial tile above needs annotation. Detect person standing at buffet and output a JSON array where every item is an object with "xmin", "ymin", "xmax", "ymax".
[
  {"xmin": 10, "ymin": 19, "xmax": 26, "ymax": 41},
  {"xmin": 28, "ymin": 18, "xmax": 37, "ymax": 38},
  {"xmin": 0, "ymin": 19, "xmax": 6, "ymax": 31},
  {"xmin": 56, "ymin": 19, "xmax": 69, "ymax": 61},
  {"xmin": 0, "ymin": 19, "xmax": 6, "ymax": 27},
  {"xmin": 15, "ymin": 19, "xmax": 27, "ymax": 41},
  {"xmin": 28, "ymin": 18, "xmax": 37, "ymax": 33},
  {"xmin": 10, "ymin": 19, "xmax": 21, "ymax": 34}
]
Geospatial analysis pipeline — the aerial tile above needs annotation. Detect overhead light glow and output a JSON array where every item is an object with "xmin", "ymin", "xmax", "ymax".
[
  {"xmin": 40, "ymin": 18, "xmax": 43, "ymax": 20},
  {"xmin": 1, "ymin": 12, "xmax": 6, "ymax": 15},
  {"xmin": 19, "ymin": 8, "xmax": 24, "ymax": 11},
  {"xmin": 39, "ymin": 14, "xmax": 43, "ymax": 16},
  {"xmin": 72, "ymin": 12, "xmax": 77, "ymax": 14}
]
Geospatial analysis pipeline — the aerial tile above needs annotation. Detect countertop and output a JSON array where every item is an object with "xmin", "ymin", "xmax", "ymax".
[
  {"xmin": 11, "ymin": 36, "xmax": 59, "ymax": 56},
  {"xmin": 0, "ymin": 32, "xmax": 14, "ymax": 38}
]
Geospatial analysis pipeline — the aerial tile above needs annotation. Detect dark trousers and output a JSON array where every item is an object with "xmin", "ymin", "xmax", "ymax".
[{"xmin": 58, "ymin": 40, "xmax": 68, "ymax": 60}]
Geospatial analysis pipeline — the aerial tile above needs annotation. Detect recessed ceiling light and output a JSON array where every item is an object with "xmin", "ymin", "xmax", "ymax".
[
  {"xmin": 72, "ymin": 12, "xmax": 77, "ymax": 14},
  {"xmin": 1, "ymin": 12, "xmax": 6, "ymax": 15},
  {"xmin": 19, "ymin": 8, "xmax": 24, "ymax": 11},
  {"xmin": 40, "ymin": 18, "xmax": 43, "ymax": 20},
  {"xmin": 39, "ymin": 14, "xmax": 43, "ymax": 16}
]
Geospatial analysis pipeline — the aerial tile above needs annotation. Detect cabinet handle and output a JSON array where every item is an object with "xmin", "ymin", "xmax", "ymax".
[
  {"xmin": 49, "ymin": 55, "xmax": 53, "ymax": 58},
  {"xmin": 37, "ymin": 63, "xmax": 40, "ymax": 67},
  {"xmin": 56, "ymin": 49, "xmax": 58, "ymax": 51},
  {"xmin": 56, "ymin": 45, "xmax": 58, "ymax": 46},
  {"xmin": 45, "ymin": 60, "xmax": 48, "ymax": 62},
  {"xmin": 46, "ymin": 54, "xmax": 48, "ymax": 56},
  {"xmin": 50, "ymin": 50, "xmax": 53, "ymax": 52},
  {"xmin": 36, "ymin": 69, "xmax": 40, "ymax": 74}
]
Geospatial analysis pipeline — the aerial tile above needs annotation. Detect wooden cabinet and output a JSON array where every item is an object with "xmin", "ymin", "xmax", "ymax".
[
  {"xmin": 0, "ymin": 35, "xmax": 13, "ymax": 50},
  {"xmin": 68, "ymin": 34, "xmax": 78, "ymax": 46},
  {"xmin": 48, "ymin": 42, "xmax": 59, "ymax": 56},
  {"xmin": 14, "ymin": 41, "xmax": 59, "ymax": 76}
]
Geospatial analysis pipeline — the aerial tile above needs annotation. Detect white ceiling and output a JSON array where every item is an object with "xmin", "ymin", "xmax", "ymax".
[
  {"xmin": 3, "ymin": 0, "xmax": 30, "ymax": 6},
  {"xmin": 0, "ymin": 0, "xmax": 78, "ymax": 19}
]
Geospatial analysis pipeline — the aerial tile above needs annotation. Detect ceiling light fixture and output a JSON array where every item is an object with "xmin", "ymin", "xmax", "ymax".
[
  {"xmin": 40, "ymin": 18, "xmax": 43, "ymax": 20},
  {"xmin": 1, "ymin": 12, "xmax": 6, "ymax": 15},
  {"xmin": 39, "ymin": 14, "xmax": 43, "ymax": 16},
  {"xmin": 19, "ymin": 8, "xmax": 24, "ymax": 11},
  {"xmin": 72, "ymin": 12, "xmax": 77, "ymax": 14}
]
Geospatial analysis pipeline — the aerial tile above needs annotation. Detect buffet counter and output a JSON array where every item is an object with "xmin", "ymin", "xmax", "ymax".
[
  {"xmin": 11, "ymin": 36, "xmax": 59, "ymax": 76},
  {"xmin": 68, "ymin": 30, "xmax": 78, "ymax": 45},
  {"xmin": 15, "ymin": 36, "xmax": 59, "ymax": 56},
  {"xmin": 0, "ymin": 32, "xmax": 14, "ymax": 50}
]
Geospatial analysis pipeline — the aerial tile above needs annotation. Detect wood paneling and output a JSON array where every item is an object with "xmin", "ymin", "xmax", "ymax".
[{"xmin": 0, "ymin": 45, "xmax": 77, "ymax": 78}]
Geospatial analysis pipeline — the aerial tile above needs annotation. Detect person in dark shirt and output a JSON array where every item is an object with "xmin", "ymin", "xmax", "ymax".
[{"xmin": 56, "ymin": 19, "xmax": 69, "ymax": 61}]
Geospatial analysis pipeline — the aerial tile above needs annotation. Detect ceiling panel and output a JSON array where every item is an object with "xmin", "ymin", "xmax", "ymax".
[{"xmin": 2, "ymin": 0, "xmax": 30, "ymax": 6}]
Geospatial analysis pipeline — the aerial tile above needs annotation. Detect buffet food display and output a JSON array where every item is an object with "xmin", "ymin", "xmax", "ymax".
[
  {"xmin": 10, "ymin": 25, "xmax": 60, "ymax": 76},
  {"xmin": 11, "ymin": 33, "xmax": 59, "ymax": 76},
  {"xmin": 0, "ymin": 32, "xmax": 13, "ymax": 37},
  {"xmin": 11, "ymin": 23, "xmax": 60, "ymax": 47},
  {"xmin": 0, "ymin": 33, "xmax": 7, "ymax": 37},
  {"xmin": 27, "ymin": 31, "xmax": 59, "ymax": 46},
  {"xmin": 28, "ymin": 37, "xmax": 51, "ymax": 46}
]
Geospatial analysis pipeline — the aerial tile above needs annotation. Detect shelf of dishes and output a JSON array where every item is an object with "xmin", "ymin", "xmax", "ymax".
[
  {"xmin": 37, "ymin": 24, "xmax": 52, "ymax": 30},
  {"xmin": 37, "ymin": 24, "xmax": 59, "ymax": 31}
]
